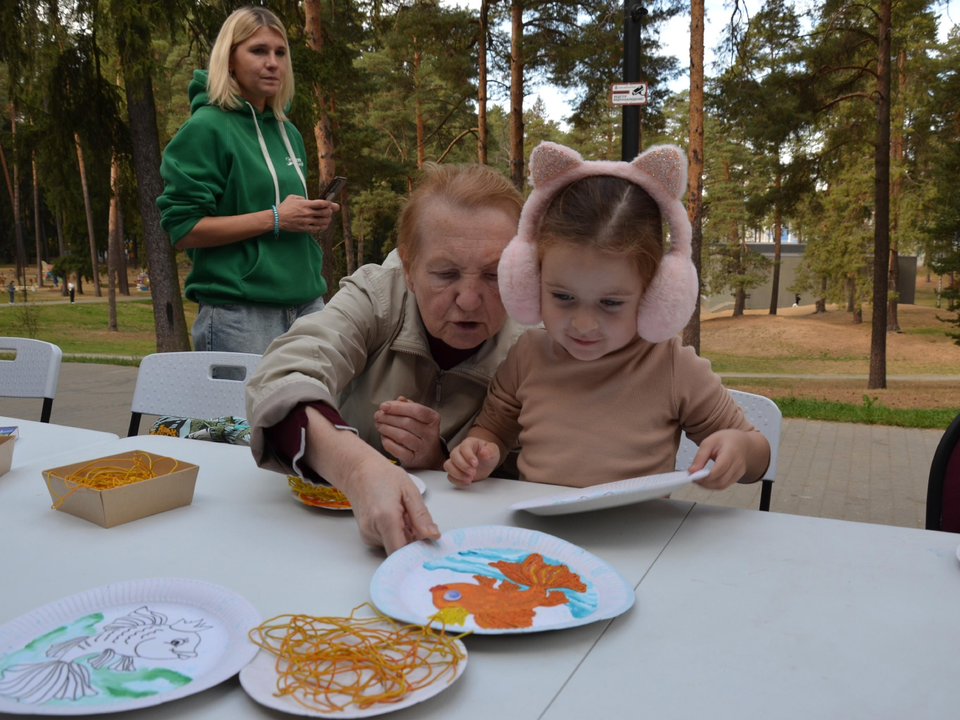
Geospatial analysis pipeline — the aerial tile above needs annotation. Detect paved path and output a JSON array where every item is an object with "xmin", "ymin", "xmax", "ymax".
[
  {"xmin": 0, "ymin": 294, "xmax": 152, "ymax": 308},
  {"xmin": 1, "ymin": 363, "xmax": 947, "ymax": 531}
]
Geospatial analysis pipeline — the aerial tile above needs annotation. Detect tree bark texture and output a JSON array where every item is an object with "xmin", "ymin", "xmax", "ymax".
[
  {"xmin": 32, "ymin": 154, "xmax": 43, "ymax": 286},
  {"xmin": 681, "ymin": 0, "xmax": 705, "ymax": 354},
  {"xmin": 415, "ymin": 50, "xmax": 425, "ymax": 169},
  {"xmin": 340, "ymin": 186, "xmax": 356, "ymax": 276},
  {"xmin": 304, "ymin": 0, "xmax": 337, "ymax": 299},
  {"xmin": 75, "ymin": 135, "xmax": 101, "ymax": 296},
  {"xmin": 887, "ymin": 47, "xmax": 905, "ymax": 333},
  {"xmin": 868, "ymin": 0, "xmax": 891, "ymax": 389},
  {"xmin": 108, "ymin": 154, "xmax": 120, "ymax": 332},
  {"xmin": 121, "ymin": 56, "xmax": 191, "ymax": 351},
  {"xmin": 117, "ymin": 201, "xmax": 129, "ymax": 295},
  {"xmin": 733, "ymin": 289, "xmax": 746, "ymax": 316},
  {"xmin": 478, "ymin": 0, "xmax": 489, "ymax": 164},
  {"xmin": 768, "ymin": 171, "xmax": 782, "ymax": 315},
  {"xmin": 816, "ymin": 277, "xmax": 827, "ymax": 313},
  {"xmin": 11, "ymin": 109, "xmax": 27, "ymax": 294},
  {"xmin": 509, "ymin": 0, "xmax": 524, "ymax": 190}
]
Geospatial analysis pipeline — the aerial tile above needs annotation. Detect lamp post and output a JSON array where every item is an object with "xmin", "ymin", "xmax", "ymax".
[{"xmin": 622, "ymin": 0, "xmax": 647, "ymax": 161}]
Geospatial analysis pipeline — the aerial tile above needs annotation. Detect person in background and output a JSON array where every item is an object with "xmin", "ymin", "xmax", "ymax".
[
  {"xmin": 444, "ymin": 142, "xmax": 770, "ymax": 491},
  {"xmin": 68, "ymin": 281, "xmax": 75, "ymax": 304},
  {"xmin": 247, "ymin": 163, "xmax": 525, "ymax": 554},
  {"xmin": 158, "ymin": 6, "xmax": 337, "ymax": 355}
]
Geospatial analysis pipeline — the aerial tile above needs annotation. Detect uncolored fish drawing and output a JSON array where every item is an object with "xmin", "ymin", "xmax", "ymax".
[
  {"xmin": 0, "ymin": 606, "xmax": 211, "ymax": 705},
  {"xmin": 430, "ymin": 553, "xmax": 588, "ymax": 629}
]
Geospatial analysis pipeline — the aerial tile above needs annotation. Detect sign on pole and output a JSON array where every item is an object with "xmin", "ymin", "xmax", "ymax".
[{"xmin": 611, "ymin": 82, "xmax": 648, "ymax": 106}]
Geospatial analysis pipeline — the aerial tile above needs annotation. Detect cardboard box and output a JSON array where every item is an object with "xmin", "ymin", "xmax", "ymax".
[
  {"xmin": 42, "ymin": 451, "xmax": 199, "ymax": 528},
  {"xmin": 0, "ymin": 435, "xmax": 14, "ymax": 476}
]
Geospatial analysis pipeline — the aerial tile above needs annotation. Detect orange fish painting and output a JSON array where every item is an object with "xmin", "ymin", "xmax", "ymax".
[{"xmin": 429, "ymin": 553, "xmax": 588, "ymax": 630}]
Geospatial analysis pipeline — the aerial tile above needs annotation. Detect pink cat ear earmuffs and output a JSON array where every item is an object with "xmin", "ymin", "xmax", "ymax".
[{"xmin": 497, "ymin": 142, "xmax": 699, "ymax": 344}]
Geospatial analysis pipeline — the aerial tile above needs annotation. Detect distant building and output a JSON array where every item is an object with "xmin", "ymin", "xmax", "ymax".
[{"xmin": 701, "ymin": 243, "xmax": 917, "ymax": 313}]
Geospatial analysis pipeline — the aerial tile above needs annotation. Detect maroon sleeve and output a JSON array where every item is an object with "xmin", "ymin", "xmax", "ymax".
[{"xmin": 264, "ymin": 402, "xmax": 354, "ymax": 483}]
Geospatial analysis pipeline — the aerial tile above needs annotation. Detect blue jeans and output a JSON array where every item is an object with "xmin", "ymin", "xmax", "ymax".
[{"xmin": 192, "ymin": 296, "xmax": 326, "ymax": 356}]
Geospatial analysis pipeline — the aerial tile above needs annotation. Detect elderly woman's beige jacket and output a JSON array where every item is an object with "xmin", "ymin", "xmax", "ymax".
[{"xmin": 246, "ymin": 251, "xmax": 525, "ymax": 475}]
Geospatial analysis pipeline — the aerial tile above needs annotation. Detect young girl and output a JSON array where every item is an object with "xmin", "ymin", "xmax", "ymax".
[{"xmin": 444, "ymin": 142, "xmax": 770, "ymax": 490}]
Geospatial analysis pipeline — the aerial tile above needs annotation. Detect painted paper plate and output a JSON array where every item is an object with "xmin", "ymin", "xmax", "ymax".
[
  {"xmin": 290, "ymin": 474, "xmax": 426, "ymax": 511},
  {"xmin": 508, "ymin": 469, "xmax": 710, "ymax": 516},
  {"xmin": 370, "ymin": 525, "xmax": 635, "ymax": 635},
  {"xmin": 239, "ymin": 621, "xmax": 466, "ymax": 717},
  {"xmin": 0, "ymin": 578, "xmax": 261, "ymax": 715}
]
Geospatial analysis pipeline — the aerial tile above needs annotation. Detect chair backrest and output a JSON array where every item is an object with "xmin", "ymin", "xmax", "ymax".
[
  {"xmin": 675, "ymin": 389, "xmax": 782, "ymax": 509},
  {"xmin": 128, "ymin": 352, "xmax": 261, "ymax": 436},
  {"xmin": 925, "ymin": 410, "xmax": 960, "ymax": 533},
  {"xmin": 0, "ymin": 337, "xmax": 63, "ymax": 422}
]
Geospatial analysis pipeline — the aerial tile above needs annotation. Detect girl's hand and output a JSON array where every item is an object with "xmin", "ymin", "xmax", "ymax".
[
  {"xmin": 444, "ymin": 438, "xmax": 500, "ymax": 486},
  {"xmin": 277, "ymin": 195, "xmax": 339, "ymax": 233},
  {"xmin": 688, "ymin": 429, "xmax": 751, "ymax": 490},
  {"xmin": 375, "ymin": 396, "xmax": 444, "ymax": 470}
]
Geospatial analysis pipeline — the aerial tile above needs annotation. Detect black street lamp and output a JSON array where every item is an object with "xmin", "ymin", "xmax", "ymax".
[{"xmin": 622, "ymin": 0, "xmax": 648, "ymax": 161}]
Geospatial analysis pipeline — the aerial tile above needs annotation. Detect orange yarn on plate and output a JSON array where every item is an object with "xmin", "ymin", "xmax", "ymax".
[{"xmin": 248, "ymin": 603, "xmax": 467, "ymax": 713}]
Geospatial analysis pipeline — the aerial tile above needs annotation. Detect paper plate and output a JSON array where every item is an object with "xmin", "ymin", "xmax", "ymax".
[
  {"xmin": 291, "ymin": 474, "xmax": 426, "ymax": 511},
  {"xmin": 239, "ymin": 620, "xmax": 466, "ymax": 717},
  {"xmin": 508, "ymin": 469, "xmax": 710, "ymax": 516},
  {"xmin": 370, "ymin": 525, "xmax": 634, "ymax": 635},
  {"xmin": 0, "ymin": 578, "xmax": 261, "ymax": 715}
]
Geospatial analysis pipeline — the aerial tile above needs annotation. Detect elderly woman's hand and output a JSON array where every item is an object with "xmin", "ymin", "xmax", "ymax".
[
  {"xmin": 375, "ymin": 397, "xmax": 445, "ymax": 470},
  {"xmin": 277, "ymin": 195, "xmax": 339, "ymax": 233},
  {"xmin": 340, "ymin": 457, "xmax": 440, "ymax": 555}
]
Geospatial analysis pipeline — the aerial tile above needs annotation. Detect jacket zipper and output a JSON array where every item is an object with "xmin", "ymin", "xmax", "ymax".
[{"xmin": 392, "ymin": 347, "xmax": 487, "ymax": 406}]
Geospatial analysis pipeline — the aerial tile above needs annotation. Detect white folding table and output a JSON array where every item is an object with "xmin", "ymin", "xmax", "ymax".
[{"xmin": 0, "ymin": 415, "xmax": 118, "ymax": 470}]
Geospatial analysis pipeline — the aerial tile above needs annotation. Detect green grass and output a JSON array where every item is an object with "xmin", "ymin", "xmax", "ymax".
[
  {"xmin": 0, "ymin": 300, "xmax": 197, "ymax": 356},
  {"xmin": 772, "ymin": 396, "xmax": 958, "ymax": 429}
]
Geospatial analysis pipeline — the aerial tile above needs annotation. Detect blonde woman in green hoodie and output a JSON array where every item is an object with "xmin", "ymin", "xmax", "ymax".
[{"xmin": 158, "ymin": 7, "xmax": 338, "ymax": 355}]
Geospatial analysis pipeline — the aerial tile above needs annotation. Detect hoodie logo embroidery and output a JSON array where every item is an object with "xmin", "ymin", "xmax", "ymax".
[{"xmin": 286, "ymin": 156, "xmax": 304, "ymax": 168}]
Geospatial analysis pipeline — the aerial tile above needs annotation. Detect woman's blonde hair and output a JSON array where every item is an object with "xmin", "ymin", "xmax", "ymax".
[
  {"xmin": 397, "ymin": 163, "xmax": 524, "ymax": 267},
  {"xmin": 206, "ymin": 7, "xmax": 294, "ymax": 120}
]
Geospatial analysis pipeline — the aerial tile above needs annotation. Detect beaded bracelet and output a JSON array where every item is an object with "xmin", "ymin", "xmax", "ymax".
[{"xmin": 271, "ymin": 205, "xmax": 280, "ymax": 237}]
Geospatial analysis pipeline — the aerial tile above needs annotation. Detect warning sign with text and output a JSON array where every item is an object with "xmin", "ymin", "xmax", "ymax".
[{"xmin": 610, "ymin": 82, "xmax": 648, "ymax": 106}]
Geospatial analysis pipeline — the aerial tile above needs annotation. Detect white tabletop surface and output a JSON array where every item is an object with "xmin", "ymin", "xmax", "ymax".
[
  {"xmin": 544, "ymin": 503, "xmax": 960, "ymax": 720},
  {"xmin": 0, "ymin": 415, "xmax": 118, "ymax": 470},
  {"xmin": 0, "ymin": 435, "xmax": 690, "ymax": 719}
]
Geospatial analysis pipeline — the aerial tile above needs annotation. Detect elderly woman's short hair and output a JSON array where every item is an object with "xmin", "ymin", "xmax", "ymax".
[
  {"xmin": 397, "ymin": 164, "xmax": 524, "ymax": 266},
  {"xmin": 207, "ymin": 7, "xmax": 294, "ymax": 121}
]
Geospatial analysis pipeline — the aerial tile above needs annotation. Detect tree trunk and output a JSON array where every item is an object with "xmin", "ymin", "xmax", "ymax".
[
  {"xmin": 414, "ymin": 50, "xmax": 425, "ymax": 169},
  {"xmin": 340, "ymin": 186, "xmax": 356, "ymax": 276},
  {"xmin": 32, "ymin": 154, "xmax": 43, "ymax": 286},
  {"xmin": 57, "ymin": 209, "xmax": 69, "ymax": 296},
  {"xmin": 509, "ymin": 0, "xmax": 524, "ymax": 190},
  {"xmin": 868, "ymin": 0, "xmax": 891, "ymax": 390},
  {"xmin": 357, "ymin": 208, "xmax": 365, "ymax": 270},
  {"xmin": 117, "ymin": 200, "xmax": 129, "ymax": 295},
  {"xmin": 304, "ymin": 0, "xmax": 337, "ymax": 300},
  {"xmin": 733, "ymin": 289, "xmax": 746, "ymax": 317},
  {"xmin": 846, "ymin": 276, "xmax": 856, "ymax": 312},
  {"xmin": 816, "ymin": 276, "xmax": 827, "ymax": 313},
  {"xmin": 119, "ymin": 14, "xmax": 191, "ymax": 352},
  {"xmin": 768, "ymin": 172, "xmax": 782, "ymax": 315},
  {"xmin": 681, "ymin": 0, "xmax": 705, "ymax": 354},
  {"xmin": 853, "ymin": 305, "xmax": 862, "ymax": 324},
  {"xmin": 887, "ymin": 47, "xmax": 905, "ymax": 333},
  {"xmin": 75, "ymin": 134, "xmax": 101, "ymax": 297},
  {"xmin": 107, "ymin": 154, "xmax": 120, "ymax": 332},
  {"xmin": 478, "ymin": 0, "xmax": 489, "ymax": 164},
  {"xmin": 10, "ymin": 108, "xmax": 28, "ymax": 298}
]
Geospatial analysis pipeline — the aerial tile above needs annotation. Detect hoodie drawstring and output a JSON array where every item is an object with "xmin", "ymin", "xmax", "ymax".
[{"xmin": 246, "ymin": 102, "xmax": 308, "ymax": 209}]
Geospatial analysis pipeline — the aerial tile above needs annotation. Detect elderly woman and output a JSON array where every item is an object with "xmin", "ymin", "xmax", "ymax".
[{"xmin": 246, "ymin": 163, "xmax": 524, "ymax": 553}]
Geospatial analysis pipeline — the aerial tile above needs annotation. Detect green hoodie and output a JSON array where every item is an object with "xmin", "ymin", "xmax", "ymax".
[{"xmin": 158, "ymin": 70, "xmax": 326, "ymax": 307}]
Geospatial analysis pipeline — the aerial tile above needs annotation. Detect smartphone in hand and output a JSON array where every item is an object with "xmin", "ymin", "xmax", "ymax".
[{"xmin": 320, "ymin": 176, "xmax": 347, "ymax": 202}]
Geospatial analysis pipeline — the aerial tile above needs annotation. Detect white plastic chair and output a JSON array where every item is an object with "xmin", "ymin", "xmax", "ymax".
[
  {"xmin": 127, "ymin": 352, "xmax": 262, "ymax": 436},
  {"xmin": 0, "ymin": 337, "xmax": 63, "ymax": 423},
  {"xmin": 675, "ymin": 389, "xmax": 782, "ymax": 511}
]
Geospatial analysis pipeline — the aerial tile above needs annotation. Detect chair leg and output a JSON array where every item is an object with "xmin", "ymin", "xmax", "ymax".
[
  {"xmin": 127, "ymin": 413, "xmax": 142, "ymax": 438},
  {"xmin": 759, "ymin": 479, "xmax": 773, "ymax": 512},
  {"xmin": 41, "ymin": 398, "xmax": 54, "ymax": 423}
]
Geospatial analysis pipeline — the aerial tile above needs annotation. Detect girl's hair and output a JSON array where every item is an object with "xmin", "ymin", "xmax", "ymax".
[
  {"xmin": 397, "ymin": 163, "xmax": 524, "ymax": 267},
  {"xmin": 537, "ymin": 176, "xmax": 663, "ymax": 288},
  {"xmin": 207, "ymin": 7, "xmax": 294, "ymax": 121}
]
